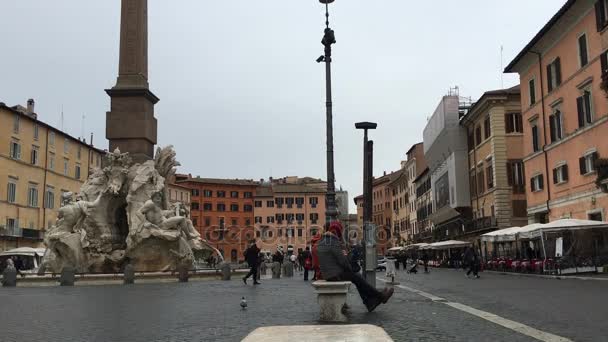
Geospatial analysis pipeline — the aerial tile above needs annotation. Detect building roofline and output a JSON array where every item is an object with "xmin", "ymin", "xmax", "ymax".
[
  {"xmin": 460, "ymin": 85, "xmax": 521, "ymax": 124},
  {"xmin": 406, "ymin": 142, "xmax": 423, "ymax": 155},
  {"xmin": 412, "ymin": 167, "xmax": 430, "ymax": 183},
  {"xmin": 177, "ymin": 177, "xmax": 259, "ymax": 186},
  {"xmin": 504, "ymin": 0, "xmax": 576, "ymax": 73},
  {"xmin": 0, "ymin": 102, "xmax": 107, "ymax": 154}
]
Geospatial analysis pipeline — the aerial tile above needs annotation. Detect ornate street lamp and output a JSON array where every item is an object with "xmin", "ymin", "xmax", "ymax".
[{"xmin": 317, "ymin": 0, "xmax": 338, "ymax": 223}]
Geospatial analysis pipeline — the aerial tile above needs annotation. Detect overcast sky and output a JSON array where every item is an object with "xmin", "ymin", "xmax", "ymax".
[{"xmin": 1, "ymin": 1, "xmax": 565, "ymax": 213}]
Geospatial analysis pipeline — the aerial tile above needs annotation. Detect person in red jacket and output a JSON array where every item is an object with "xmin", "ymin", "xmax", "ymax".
[{"xmin": 311, "ymin": 231, "xmax": 323, "ymax": 281}]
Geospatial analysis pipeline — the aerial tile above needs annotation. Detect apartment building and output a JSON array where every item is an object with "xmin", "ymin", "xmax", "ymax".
[
  {"xmin": 505, "ymin": 0, "xmax": 608, "ymax": 222},
  {"xmin": 0, "ymin": 100, "xmax": 104, "ymax": 251},
  {"xmin": 460, "ymin": 86, "xmax": 529, "ymax": 234},
  {"xmin": 388, "ymin": 169, "xmax": 409, "ymax": 246},
  {"xmin": 177, "ymin": 176, "xmax": 258, "ymax": 262},
  {"xmin": 403, "ymin": 143, "xmax": 426, "ymax": 243},
  {"xmin": 372, "ymin": 171, "xmax": 397, "ymax": 253},
  {"xmin": 413, "ymin": 168, "xmax": 433, "ymax": 242}
]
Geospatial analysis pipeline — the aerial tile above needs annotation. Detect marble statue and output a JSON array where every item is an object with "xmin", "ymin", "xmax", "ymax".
[{"xmin": 42, "ymin": 146, "xmax": 217, "ymax": 273}]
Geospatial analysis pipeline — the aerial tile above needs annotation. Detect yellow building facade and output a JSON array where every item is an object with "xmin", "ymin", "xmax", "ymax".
[{"xmin": 0, "ymin": 101, "xmax": 104, "ymax": 251}]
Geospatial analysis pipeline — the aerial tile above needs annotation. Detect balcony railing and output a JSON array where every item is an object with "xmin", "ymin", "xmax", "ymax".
[{"xmin": 0, "ymin": 226, "xmax": 22, "ymax": 237}]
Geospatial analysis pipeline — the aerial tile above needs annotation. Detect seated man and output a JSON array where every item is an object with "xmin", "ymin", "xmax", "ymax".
[{"xmin": 317, "ymin": 221, "xmax": 394, "ymax": 312}]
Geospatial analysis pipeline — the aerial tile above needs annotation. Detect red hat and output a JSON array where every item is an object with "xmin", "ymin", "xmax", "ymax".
[{"xmin": 328, "ymin": 221, "xmax": 343, "ymax": 239}]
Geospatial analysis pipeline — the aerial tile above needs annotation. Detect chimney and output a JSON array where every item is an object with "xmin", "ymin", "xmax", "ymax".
[
  {"xmin": 260, "ymin": 178, "xmax": 264, "ymax": 183},
  {"xmin": 383, "ymin": 171, "xmax": 387, "ymax": 176},
  {"xmin": 90, "ymin": 132, "xmax": 94, "ymax": 146},
  {"xmin": 26, "ymin": 99, "xmax": 35, "ymax": 114}
]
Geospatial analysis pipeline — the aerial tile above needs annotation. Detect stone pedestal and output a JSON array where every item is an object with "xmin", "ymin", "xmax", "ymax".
[
  {"xmin": 312, "ymin": 281, "xmax": 351, "ymax": 322},
  {"xmin": 124, "ymin": 264, "xmax": 135, "ymax": 284},
  {"xmin": 178, "ymin": 265, "xmax": 189, "ymax": 282},
  {"xmin": 1, "ymin": 267, "xmax": 17, "ymax": 287},
  {"xmin": 220, "ymin": 263, "xmax": 231, "ymax": 281},
  {"xmin": 271, "ymin": 262, "xmax": 281, "ymax": 279},
  {"xmin": 243, "ymin": 324, "xmax": 393, "ymax": 341},
  {"xmin": 284, "ymin": 261, "xmax": 294, "ymax": 277},
  {"xmin": 59, "ymin": 266, "xmax": 76, "ymax": 286}
]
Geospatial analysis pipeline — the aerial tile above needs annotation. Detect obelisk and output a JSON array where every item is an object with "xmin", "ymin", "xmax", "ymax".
[{"xmin": 106, "ymin": 0, "xmax": 158, "ymax": 161}]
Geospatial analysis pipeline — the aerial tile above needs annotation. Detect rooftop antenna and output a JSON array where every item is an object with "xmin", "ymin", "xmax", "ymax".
[
  {"xmin": 500, "ymin": 45, "xmax": 504, "ymax": 89},
  {"xmin": 81, "ymin": 114, "xmax": 86, "ymax": 140},
  {"xmin": 60, "ymin": 104, "xmax": 64, "ymax": 131}
]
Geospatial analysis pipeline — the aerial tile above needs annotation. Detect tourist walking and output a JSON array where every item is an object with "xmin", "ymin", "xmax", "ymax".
[
  {"xmin": 421, "ymin": 250, "xmax": 430, "ymax": 273},
  {"xmin": 464, "ymin": 246, "xmax": 480, "ymax": 278},
  {"xmin": 243, "ymin": 240, "xmax": 261, "ymax": 285},
  {"xmin": 317, "ymin": 221, "xmax": 394, "ymax": 312},
  {"xmin": 301, "ymin": 247, "xmax": 312, "ymax": 281}
]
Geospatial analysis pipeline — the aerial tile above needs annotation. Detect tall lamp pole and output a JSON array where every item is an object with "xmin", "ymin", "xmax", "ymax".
[
  {"xmin": 317, "ymin": 0, "xmax": 338, "ymax": 223},
  {"xmin": 356, "ymin": 122, "xmax": 377, "ymax": 287}
]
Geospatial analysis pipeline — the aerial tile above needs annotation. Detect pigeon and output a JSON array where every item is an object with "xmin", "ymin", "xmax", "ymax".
[{"xmin": 240, "ymin": 297, "xmax": 247, "ymax": 310}]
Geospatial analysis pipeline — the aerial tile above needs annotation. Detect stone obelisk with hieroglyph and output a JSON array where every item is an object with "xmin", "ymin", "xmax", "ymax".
[{"xmin": 106, "ymin": 0, "xmax": 158, "ymax": 162}]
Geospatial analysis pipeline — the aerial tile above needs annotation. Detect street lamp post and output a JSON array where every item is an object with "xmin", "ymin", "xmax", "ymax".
[
  {"xmin": 355, "ymin": 121, "xmax": 377, "ymax": 287},
  {"xmin": 317, "ymin": 0, "xmax": 338, "ymax": 223}
]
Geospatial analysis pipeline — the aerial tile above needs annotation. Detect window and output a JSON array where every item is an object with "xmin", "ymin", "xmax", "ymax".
[
  {"xmin": 217, "ymin": 191, "xmax": 226, "ymax": 198},
  {"xmin": 203, "ymin": 189, "xmax": 212, "ymax": 197},
  {"xmin": 296, "ymin": 213, "xmax": 304, "ymax": 223},
  {"xmin": 254, "ymin": 200, "xmax": 262, "ymax": 208},
  {"xmin": 64, "ymin": 138, "xmax": 69, "ymax": 154},
  {"xmin": 77, "ymin": 146, "xmax": 82, "ymax": 160},
  {"xmin": 549, "ymin": 110, "xmax": 563, "ymax": 143},
  {"xmin": 589, "ymin": 211, "xmax": 603, "ymax": 221},
  {"xmin": 310, "ymin": 213, "xmax": 319, "ymax": 224},
  {"xmin": 266, "ymin": 200, "xmax": 274, "ymax": 207},
  {"xmin": 286, "ymin": 213, "xmax": 294, "ymax": 223},
  {"xmin": 49, "ymin": 152, "xmax": 55, "ymax": 171},
  {"xmin": 255, "ymin": 216, "xmax": 262, "ymax": 224},
  {"xmin": 467, "ymin": 131, "xmax": 474, "ymax": 151},
  {"xmin": 245, "ymin": 218, "xmax": 251, "ymax": 226},
  {"xmin": 13, "ymin": 114, "xmax": 20, "ymax": 133},
  {"xmin": 530, "ymin": 174, "xmax": 544, "ymax": 192},
  {"xmin": 45, "ymin": 186, "xmax": 55, "ymax": 209},
  {"xmin": 505, "ymin": 113, "xmax": 523, "ymax": 133},
  {"xmin": 507, "ymin": 161, "xmax": 525, "ymax": 192},
  {"xmin": 31, "ymin": 146, "xmax": 39, "ymax": 165},
  {"xmin": 230, "ymin": 204, "xmax": 239, "ymax": 212},
  {"xmin": 244, "ymin": 192, "xmax": 252, "ymax": 198},
  {"xmin": 231, "ymin": 218, "xmax": 238, "ymax": 226},
  {"xmin": 63, "ymin": 158, "xmax": 69, "ymax": 176},
  {"xmin": 192, "ymin": 218, "xmax": 197, "ymax": 226},
  {"xmin": 244, "ymin": 204, "xmax": 253, "ymax": 212},
  {"xmin": 577, "ymin": 90, "xmax": 593, "ymax": 128},
  {"xmin": 579, "ymin": 33, "xmax": 589, "ymax": 67},
  {"xmin": 275, "ymin": 197, "xmax": 284, "ymax": 208},
  {"xmin": 529, "ymin": 78, "xmax": 536, "ymax": 106},
  {"xmin": 191, "ymin": 202, "xmax": 200, "ymax": 210},
  {"xmin": 191, "ymin": 189, "xmax": 200, "ymax": 197},
  {"xmin": 230, "ymin": 191, "xmax": 239, "ymax": 198},
  {"xmin": 7, "ymin": 179, "xmax": 17, "ymax": 203},
  {"xmin": 27, "ymin": 184, "xmax": 38, "ymax": 207},
  {"xmin": 33, "ymin": 124, "xmax": 39, "ymax": 141},
  {"xmin": 295, "ymin": 197, "xmax": 304, "ymax": 208},
  {"xmin": 477, "ymin": 168, "xmax": 485, "ymax": 195},
  {"xmin": 531, "ymin": 121, "xmax": 540, "ymax": 152},
  {"xmin": 595, "ymin": 0, "xmax": 608, "ymax": 32},
  {"xmin": 267, "ymin": 216, "xmax": 274, "ymax": 223},
  {"xmin": 309, "ymin": 197, "xmax": 318, "ymax": 208},
  {"xmin": 75, "ymin": 165, "xmax": 81, "ymax": 180},
  {"xmin": 204, "ymin": 217, "xmax": 211, "ymax": 226},
  {"xmin": 580, "ymin": 152, "xmax": 599, "ymax": 175},
  {"xmin": 9, "ymin": 141, "xmax": 21, "ymax": 159},
  {"xmin": 483, "ymin": 115, "xmax": 491, "ymax": 139},
  {"xmin": 475, "ymin": 125, "xmax": 482, "ymax": 146},
  {"xmin": 553, "ymin": 164, "xmax": 569, "ymax": 184},
  {"xmin": 297, "ymin": 228, "xmax": 303, "ymax": 237},
  {"xmin": 217, "ymin": 203, "xmax": 226, "ymax": 212},
  {"xmin": 286, "ymin": 197, "xmax": 294, "ymax": 208},
  {"xmin": 276, "ymin": 213, "xmax": 284, "ymax": 223},
  {"xmin": 49, "ymin": 132, "xmax": 55, "ymax": 147},
  {"xmin": 546, "ymin": 58, "xmax": 562, "ymax": 92},
  {"xmin": 486, "ymin": 159, "xmax": 494, "ymax": 189}
]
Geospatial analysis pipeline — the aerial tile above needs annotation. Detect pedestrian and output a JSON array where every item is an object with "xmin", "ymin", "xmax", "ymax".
[
  {"xmin": 311, "ymin": 229, "xmax": 323, "ymax": 281},
  {"xmin": 243, "ymin": 240, "xmax": 261, "ymax": 285},
  {"xmin": 302, "ymin": 247, "xmax": 312, "ymax": 281},
  {"xmin": 464, "ymin": 246, "xmax": 480, "ymax": 278},
  {"xmin": 317, "ymin": 221, "xmax": 394, "ymax": 312},
  {"xmin": 422, "ymin": 250, "xmax": 430, "ymax": 273},
  {"xmin": 289, "ymin": 253, "xmax": 297, "ymax": 267},
  {"xmin": 272, "ymin": 249, "xmax": 283, "ymax": 264}
]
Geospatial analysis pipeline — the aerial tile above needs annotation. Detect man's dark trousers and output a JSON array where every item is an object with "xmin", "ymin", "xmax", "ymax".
[
  {"xmin": 245, "ymin": 264, "xmax": 258, "ymax": 281},
  {"xmin": 327, "ymin": 271, "xmax": 381, "ymax": 304}
]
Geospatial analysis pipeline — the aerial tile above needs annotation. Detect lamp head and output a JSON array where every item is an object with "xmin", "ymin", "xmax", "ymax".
[
  {"xmin": 355, "ymin": 122, "xmax": 378, "ymax": 130},
  {"xmin": 319, "ymin": 0, "xmax": 335, "ymax": 3}
]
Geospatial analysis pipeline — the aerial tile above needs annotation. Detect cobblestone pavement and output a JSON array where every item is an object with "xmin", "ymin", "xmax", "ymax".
[
  {"xmin": 389, "ymin": 266, "xmax": 608, "ymax": 342},
  {"xmin": 0, "ymin": 270, "xmax": 537, "ymax": 342}
]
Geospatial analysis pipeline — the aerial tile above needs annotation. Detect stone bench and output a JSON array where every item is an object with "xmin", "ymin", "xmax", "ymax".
[
  {"xmin": 312, "ymin": 280, "xmax": 351, "ymax": 322},
  {"xmin": 243, "ymin": 324, "xmax": 393, "ymax": 341}
]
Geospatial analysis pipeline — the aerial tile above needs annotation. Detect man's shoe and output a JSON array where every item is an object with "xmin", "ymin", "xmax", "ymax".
[
  {"xmin": 242, "ymin": 277, "xmax": 247, "ymax": 285},
  {"xmin": 365, "ymin": 297, "xmax": 382, "ymax": 312},
  {"xmin": 253, "ymin": 281, "xmax": 261, "ymax": 285},
  {"xmin": 381, "ymin": 288, "xmax": 394, "ymax": 304}
]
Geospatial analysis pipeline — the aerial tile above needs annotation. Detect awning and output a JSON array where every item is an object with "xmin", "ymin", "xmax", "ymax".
[
  {"xmin": 481, "ymin": 226, "xmax": 522, "ymax": 242},
  {"xmin": 404, "ymin": 243, "xmax": 429, "ymax": 250},
  {"xmin": 387, "ymin": 247, "xmax": 404, "ymax": 252},
  {"xmin": 422, "ymin": 240, "xmax": 471, "ymax": 250},
  {"xmin": 0, "ymin": 247, "xmax": 46, "ymax": 257},
  {"xmin": 519, "ymin": 219, "xmax": 608, "ymax": 239}
]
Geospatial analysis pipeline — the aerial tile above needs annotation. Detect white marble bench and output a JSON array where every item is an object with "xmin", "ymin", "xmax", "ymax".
[
  {"xmin": 242, "ymin": 324, "xmax": 393, "ymax": 341},
  {"xmin": 312, "ymin": 280, "xmax": 351, "ymax": 322}
]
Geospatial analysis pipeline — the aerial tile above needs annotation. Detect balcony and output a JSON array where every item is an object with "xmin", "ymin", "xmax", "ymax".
[
  {"xmin": 433, "ymin": 216, "xmax": 497, "ymax": 241},
  {"xmin": 22, "ymin": 228, "xmax": 44, "ymax": 240},
  {"xmin": 0, "ymin": 226, "xmax": 22, "ymax": 237}
]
